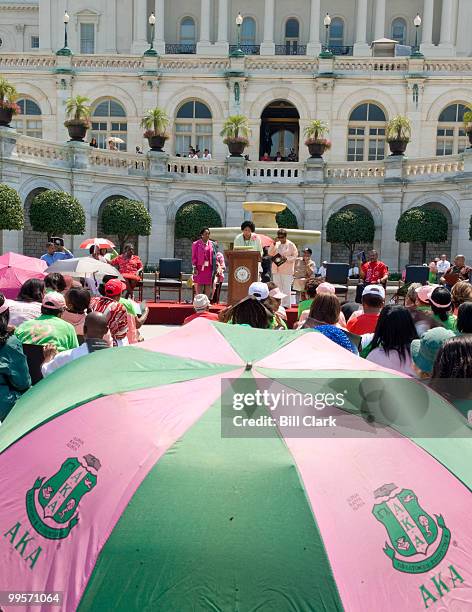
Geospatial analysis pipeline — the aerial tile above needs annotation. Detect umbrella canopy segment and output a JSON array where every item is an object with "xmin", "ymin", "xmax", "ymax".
[
  {"xmin": 79, "ymin": 238, "xmax": 115, "ymax": 250},
  {"xmin": 0, "ymin": 319, "xmax": 471, "ymax": 611},
  {"xmin": 255, "ymin": 233, "xmax": 274, "ymax": 248},
  {"xmin": 0, "ymin": 252, "xmax": 47, "ymax": 299},
  {"xmin": 46, "ymin": 257, "xmax": 124, "ymax": 280}
]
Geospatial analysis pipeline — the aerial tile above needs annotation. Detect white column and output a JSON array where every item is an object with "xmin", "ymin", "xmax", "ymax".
[
  {"xmin": 105, "ymin": 0, "xmax": 117, "ymax": 53},
  {"xmin": 421, "ymin": 0, "xmax": 434, "ymax": 45},
  {"xmin": 353, "ymin": 0, "xmax": 370, "ymax": 56},
  {"xmin": 374, "ymin": 0, "xmax": 386, "ymax": 40},
  {"xmin": 214, "ymin": 0, "xmax": 229, "ymax": 53},
  {"xmin": 155, "ymin": 0, "xmax": 165, "ymax": 54},
  {"xmin": 39, "ymin": 0, "xmax": 52, "ymax": 51},
  {"xmin": 438, "ymin": 0, "xmax": 458, "ymax": 55},
  {"xmin": 197, "ymin": 0, "xmax": 213, "ymax": 53},
  {"xmin": 260, "ymin": 0, "xmax": 275, "ymax": 55},
  {"xmin": 132, "ymin": 0, "xmax": 148, "ymax": 54},
  {"xmin": 306, "ymin": 0, "xmax": 321, "ymax": 55}
]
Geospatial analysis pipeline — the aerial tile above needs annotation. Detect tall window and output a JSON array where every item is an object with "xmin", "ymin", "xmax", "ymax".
[
  {"xmin": 285, "ymin": 18, "xmax": 299, "ymax": 53},
  {"xmin": 241, "ymin": 17, "xmax": 256, "ymax": 46},
  {"xmin": 31, "ymin": 35, "xmax": 39, "ymax": 49},
  {"xmin": 80, "ymin": 23, "xmax": 95, "ymax": 54},
  {"xmin": 329, "ymin": 18, "xmax": 344, "ymax": 50},
  {"xmin": 175, "ymin": 100, "xmax": 212, "ymax": 156},
  {"xmin": 11, "ymin": 98, "xmax": 42, "ymax": 138},
  {"xmin": 347, "ymin": 103, "xmax": 387, "ymax": 161},
  {"xmin": 91, "ymin": 99, "xmax": 127, "ymax": 150},
  {"xmin": 180, "ymin": 17, "xmax": 196, "ymax": 45},
  {"xmin": 391, "ymin": 18, "xmax": 407, "ymax": 45},
  {"xmin": 436, "ymin": 103, "xmax": 468, "ymax": 156}
]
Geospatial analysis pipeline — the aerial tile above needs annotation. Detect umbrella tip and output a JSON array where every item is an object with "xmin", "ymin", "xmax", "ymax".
[{"xmin": 245, "ymin": 362, "xmax": 253, "ymax": 371}]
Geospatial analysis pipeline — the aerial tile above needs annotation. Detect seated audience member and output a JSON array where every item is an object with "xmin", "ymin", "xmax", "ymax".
[
  {"xmin": 341, "ymin": 302, "xmax": 362, "ymax": 325},
  {"xmin": 15, "ymin": 292, "xmax": 78, "ymax": 352},
  {"xmin": 248, "ymin": 282, "xmax": 269, "ymax": 302},
  {"xmin": 267, "ymin": 282, "xmax": 287, "ymax": 319},
  {"xmin": 119, "ymin": 297, "xmax": 149, "ymax": 343},
  {"xmin": 348, "ymin": 261, "xmax": 360, "ymax": 279},
  {"xmin": 40, "ymin": 238, "xmax": 73, "ymax": 266},
  {"xmin": 44, "ymin": 272, "xmax": 66, "ymax": 294},
  {"xmin": 347, "ymin": 285, "xmax": 385, "ymax": 335},
  {"xmin": 302, "ymin": 294, "xmax": 357, "ymax": 353},
  {"xmin": 410, "ymin": 327, "xmax": 456, "ymax": 380},
  {"xmin": 457, "ymin": 302, "xmax": 472, "ymax": 335},
  {"xmin": 298, "ymin": 279, "xmax": 318, "ymax": 318},
  {"xmin": 184, "ymin": 294, "xmax": 219, "ymax": 325},
  {"xmin": 429, "ymin": 286, "xmax": 456, "ymax": 331},
  {"xmin": 41, "ymin": 312, "xmax": 110, "ymax": 378},
  {"xmin": 111, "ymin": 244, "xmax": 143, "ymax": 298},
  {"xmin": 297, "ymin": 282, "xmax": 346, "ymax": 329},
  {"xmin": 8, "ymin": 278, "xmax": 44, "ymax": 327},
  {"xmin": 90, "ymin": 279, "xmax": 129, "ymax": 346},
  {"xmin": 62, "ymin": 287, "xmax": 91, "ymax": 337},
  {"xmin": 431, "ymin": 335, "xmax": 472, "ymax": 419},
  {"xmin": 451, "ymin": 281, "xmax": 472, "ymax": 315},
  {"xmin": 0, "ymin": 293, "xmax": 31, "ymax": 422},
  {"xmin": 230, "ymin": 296, "xmax": 270, "ymax": 329},
  {"xmin": 264, "ymin": 285, "xmax": 288, "ymax": 330},
  {"xmin": 317, "ymin": 261, "xmax": 328, "ymax": 278},
  {"xmin": 404, "ymin": 282, "xmax": 422, "ymax": 308},
  {"xmin": 415, "ymin": 284, "xmax": 435, "ymax": 310},
  {"xmin": 365, "ymin": 305, "xmax": 418, "ymax": 375},
  {"xmin": 440, "ymin": 254, "xmax": 472, "ymax": 289}
]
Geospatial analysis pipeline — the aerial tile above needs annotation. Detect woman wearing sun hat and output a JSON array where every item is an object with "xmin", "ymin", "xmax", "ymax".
[{"xmin": 410, "ymin": 327, "xmax": 456, "ymax": 379}]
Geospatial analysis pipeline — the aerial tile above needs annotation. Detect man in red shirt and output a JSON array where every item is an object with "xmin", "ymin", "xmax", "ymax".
[
  {"xmin": 183, "ymin": 294, "xmax": 219, "ymax": 325},
  {"xmin": 355, "ymin": 250, "xmax": 389, "ymax": 303},
  {"xmin": 347, "ymin": 285, "xmax": 385, "ymax": 335}
]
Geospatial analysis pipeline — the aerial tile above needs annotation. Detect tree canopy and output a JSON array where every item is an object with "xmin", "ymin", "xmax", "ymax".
[
  {"xmin": 101, "ymin": 198, "xmax": 151, "ymax": 251},
  {"xmin": 29, "ymin": 190, "xmax": 85, "ymax": 236},
  {"xmin": 175, "ymin": 201, "xmax": 222, "ymax": 241},
  {"xmin": 0, "ymin": 184, "xmax": 24, "ymax": 231},
  {"xmin": 396, "ymin": 206, "xmax": 448, "ymax": 262},
  {"xmin": 326, "ymin": 208, "xmax": 375, "ymax": 261},
  {"xmin": 276, "ymin": 208, "xmax": 298, "ymax": 229}
]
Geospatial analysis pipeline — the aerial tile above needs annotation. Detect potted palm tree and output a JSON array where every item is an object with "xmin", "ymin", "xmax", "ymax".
[
  {"xmin": 386, "ymin": 115, "xmax": 411, "ymax": 156},
  {"xmin": 141, "ymin": 108, "xmax": 170, "ymax": 152},
  {"xmin": 220, "ymin": 115, "xmax": 250, "ymax": 157},
  {"xmin": 304, "ymin": 120, "xmax": 331, "ymax": 158},
  {"xmin": 0, "ymin": 77, "xmax": 21, "ymax": 127},
  {"xmin": 64, "ymin": 95, "xmax": 91, "ymax": 142},
  {"xmin": 464, "ymin": 107, "xmax": 472, "ymax": 147}
]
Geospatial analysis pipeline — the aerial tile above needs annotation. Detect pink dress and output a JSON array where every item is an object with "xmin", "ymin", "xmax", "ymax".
[{"xmin": 192, "ymin": 239, "xmax": 214, "ymax": 285}]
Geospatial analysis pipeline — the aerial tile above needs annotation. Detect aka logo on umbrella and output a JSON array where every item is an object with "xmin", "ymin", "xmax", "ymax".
[
  {"xmin": 26, "ymin": 454, "xmax": 101, "ymax": 540},
  {"xmin": 372, "ymin": 483, "xmax": 451, "ymax": 574}
]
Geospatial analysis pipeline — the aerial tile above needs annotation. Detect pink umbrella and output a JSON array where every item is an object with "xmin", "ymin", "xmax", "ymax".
[
  {"xmin": 0, "ymin": 252, "xmax": 47, "ymax": 299},
  {"xmin": 255, "ymin": 233, "xmax": 274, "ymax": 248}
]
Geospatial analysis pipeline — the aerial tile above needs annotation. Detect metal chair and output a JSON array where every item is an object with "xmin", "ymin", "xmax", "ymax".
[
  {"xmin": 154, "ymin": 258, "xmax": 183, "ymax": 302},
  {"xmin": 325, "ymin": 263, "xmax": 350, "ymax": 300},
  {"xmin": 22, "ymin": 344, "xmax": 45, "ymax": 386},
  {"xmin": 395, "ymin": 265, "xmax": 430, "ymax": 304},
  {"xmin": 132, "ymin": 270, "xmax": 144, "ymax": 301}
]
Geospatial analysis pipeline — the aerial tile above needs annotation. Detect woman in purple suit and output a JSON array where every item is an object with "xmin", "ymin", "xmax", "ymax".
[{"xmin": 192, "ymin": 227, "xmax": 216, "ymax": 297}]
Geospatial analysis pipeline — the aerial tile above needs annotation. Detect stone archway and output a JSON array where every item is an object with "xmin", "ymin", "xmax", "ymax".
[
  {"xmin": 328, "ymin": 204, "xmax": 375, "ymax": 264},
  {"xmin": 259, "ymin": 100, "xmax": 300, "ymax": 160},
  {"xmin": 97, "ymin": 196, "xmax": 139, "ymax": 254},
  {"xmin": 408, "ymin": 203, "xmax": 452, "ymax": 264},
  {"xmin": 174, "ymin": 201, "xmax": 223, "ymax": 272},
  {"xmin": 23, "ymin": 188, "xmax": 48, "ymax": 257}
]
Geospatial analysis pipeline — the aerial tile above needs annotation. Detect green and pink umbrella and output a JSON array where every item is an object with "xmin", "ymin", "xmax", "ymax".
[{"xmin": 0, "ymin": 319, "xmax": 471, "ymax": 611}]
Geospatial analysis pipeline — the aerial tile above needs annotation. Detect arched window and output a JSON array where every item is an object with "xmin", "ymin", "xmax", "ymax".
[
  {"xmin": 11, "ymin": 98, "xmax": 42, "ymax": 138},
  {"xmin": 175, "ymin": 100, "xmax": 212, "ymax": 156},
  {"xmin": 180, "ymin": 17, "xmax": 196, "ymax": 45},
  {"xmin": 329, "ymin": 18, "xmax": 344, "ymax": 51},
  {"xmin": 391, "ymin": 18, "xmax": 407, "ymax": 45},
  {"xmin": 241, "ymin": 17, "xmax": 256, "ymax": 46},
  {"xmin": 284, "ymin": 18, "xmax": 300, "ymax": 54},
  {"xmin": 347, "ymin": 103, "xmax": 387, "ymax": 161},
  {"xmin": 91, "ymin": 99, "xmax": 127, "ymax": 151},
  {"xmin": 436, "ymin": 103, "xmax": 468, "ymax": 156}
]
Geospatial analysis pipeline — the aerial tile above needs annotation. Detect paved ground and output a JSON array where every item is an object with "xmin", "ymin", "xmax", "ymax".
[{"xmin": 139, "ymin": 325, "xmax": 176, "ymax": 341}]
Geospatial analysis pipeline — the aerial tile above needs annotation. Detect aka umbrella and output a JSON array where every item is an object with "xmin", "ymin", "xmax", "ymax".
[
  {"xmin": 79, "ymin": 238, "xmax": 115, "ymax": 250},
  {"xmin": 0, "ymin": 319, "xmax": 470, "ymax": 611},
  {"xmin": 46, "ymin": 256, "xmax": 124, "ymax": 280},
  {"xmin": 255, "ymin": 233, "xmax": 274, "ymax": 248},
  {"xmin": 0, "ymin": 252, "xmax": 47, "ymax": 299}
]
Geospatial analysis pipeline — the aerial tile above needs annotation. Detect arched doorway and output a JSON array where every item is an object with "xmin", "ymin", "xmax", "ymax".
[
  {"xmin": 97, "ymin": 197, "xmax": 139, "ymax": 254},
  {"xmin": 329, "ymin": 205, "xmax": 375, "ymax": 264},
  {"xmin": 408, "ymin": 203, "xmax": 452, "ymax": 264},
  {"xmin": 23, "ymin": 188, "xmax": 48, "ymax": 257},
  {"xmin": 174, "ymin": 201, "xmax": 222, "ymax": 272},
  {"xmin": 259, "ymin": 100, "xmax": 300, "ymax": 160}
]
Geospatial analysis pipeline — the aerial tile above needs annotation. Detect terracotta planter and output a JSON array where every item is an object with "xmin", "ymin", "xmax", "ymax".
[
  {"xmin": 388, "ymin": 139, "xmax": 408, "ymax": 156},
  {"xmin": 64, "ymin": 120, "xmax": 88, "ymax": 142},
  {"xmin": 146, "ymin": 135, "xmax": 167, "ymax": 152},
  {"xmin": 307, "ymin": 142, "xmax": 328, "ymax": 159},
  {"xmin": 226, "ymin": 140, "xmax": 247, "ymax": 157},
  {"xmin": 0, "ymin": 107, "xmax": 14, "ymax": 127}
]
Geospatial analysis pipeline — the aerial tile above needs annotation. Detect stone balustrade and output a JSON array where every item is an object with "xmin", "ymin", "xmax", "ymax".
[
  {"xmin": 89, "ymin": 149, "xmax": 149, "ymax": 172},
  {"xmin": 405, "ymin": 156, "xmax": 464, "ymax": 176},
  {"xmin": 326, "ymin": 162, "xmax": 385, "ymax": 181},
  {"xmin": 16, "ymin": 135, "xmax": 70, "ymax": 163},
  {"xmin": 0, "ymin": 54, "xmax": 57, "ymax": 70},
  {"xmin": 247, "ymin": 162, "xmax": 302, "ymax": 182},
  {"xmin": 72, "ymin": 56, "xmax": 145, "ymax": 71},
  {"xmin": 166, "ymin": 156, "xmax": 226, "ymax": 177}
]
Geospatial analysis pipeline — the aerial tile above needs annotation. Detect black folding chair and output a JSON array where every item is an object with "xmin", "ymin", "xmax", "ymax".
[
  {"xmin": 326, "ymin": 263, "xmax": 350, "ymax": 300},
  {"xmin": 22, "ymin": 344, "xmax": 45, "ymax": 386},
  {"xmin": 154, "ymin": 258, "xmax": 183, "ymax": 302},
  {"xmin": 395, "ymin": 265, "xmax": 429, "ymax": 304}
]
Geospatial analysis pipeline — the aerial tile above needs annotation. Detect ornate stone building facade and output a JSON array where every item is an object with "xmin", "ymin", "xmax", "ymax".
[{"xmin": 0, "ymin": 0, "xmax": 472, "ymax": 270}]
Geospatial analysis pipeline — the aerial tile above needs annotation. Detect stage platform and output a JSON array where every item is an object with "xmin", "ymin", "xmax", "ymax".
[{"xmin": 146, "ymin": 301, "xmax": 299, "ymax": 328}]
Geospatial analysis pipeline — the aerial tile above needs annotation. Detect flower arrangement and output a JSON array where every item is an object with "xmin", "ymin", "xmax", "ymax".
[
  {"xmin": 303, "ymin": 120, "xmax": 329, "ymax": 145},
  {"xmin": 0, "ymin": 77, "xmax": 20, "ymax": 116},
  {"xmin": 141, "ymin": 108, "xmax": 170, "ymax": 137}
]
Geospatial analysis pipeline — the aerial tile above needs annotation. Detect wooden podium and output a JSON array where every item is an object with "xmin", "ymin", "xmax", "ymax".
[{"xmin": 225, "ymin": 249, "xmax": 261, "ymax": 305}]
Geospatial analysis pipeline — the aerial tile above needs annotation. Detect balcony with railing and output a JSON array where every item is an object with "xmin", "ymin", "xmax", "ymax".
[
  {"xmin": 164, "ymin": 43, "xmax": 196, "ymax": 54},
  {"xmin": 321, "ymin": 45, "xmax": 354, "ymax": 56},
  {"xmin": 229, "ymin": 45, "xmax": 260, "ymax": 55},
  {"xmin": 275, "ymin": 44, "xmax": 307, "ymax": 56}
]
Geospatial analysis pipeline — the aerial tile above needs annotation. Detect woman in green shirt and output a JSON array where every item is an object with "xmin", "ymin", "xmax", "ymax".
[
  {"xmin": 429, "ymin": 287, "xmax": 457, "ymax": 331},
  {"xmin": 0, "ymin": 293, "xmax": 31, "ymax": 422}
]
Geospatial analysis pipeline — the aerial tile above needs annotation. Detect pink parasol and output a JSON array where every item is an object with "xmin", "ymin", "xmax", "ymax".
[
  {"xmin": 0, "ymin": 252, "xmax": 47, "ymax": 299},
  {"xmin": 255, "ymin": 233, "xmax": 274, "ymax": 248}
]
